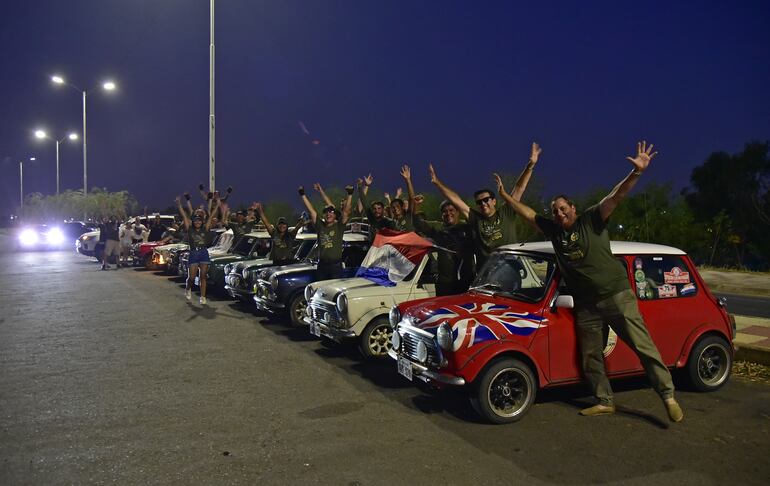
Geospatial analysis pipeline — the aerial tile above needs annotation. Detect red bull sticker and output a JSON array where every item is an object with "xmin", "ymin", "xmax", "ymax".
[
  {"xmin": 664, "ymin": 266, "xmax": 690, "ymax": 284},
  {"xmin": 658, "ymin": 284, "xmax": 677, "ymax": 298}
]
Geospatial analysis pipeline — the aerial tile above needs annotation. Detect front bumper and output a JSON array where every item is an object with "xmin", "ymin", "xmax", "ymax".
[
  {"xmin": 388, "ymin": 349, "xmax": 466, "ymax": 386},
  {"xmin": 303, "ymin": 317, "xmax": 356, "ymax": 341}
]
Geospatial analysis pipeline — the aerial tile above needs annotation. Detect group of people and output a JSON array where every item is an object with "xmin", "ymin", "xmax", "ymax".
[
  {"xmin": 98, "ymin": 211, "xmax": 178, "ymax": 270},
  {"xmin": 125, "ymin": 140, "xmax": 682, "ymax": 423}
]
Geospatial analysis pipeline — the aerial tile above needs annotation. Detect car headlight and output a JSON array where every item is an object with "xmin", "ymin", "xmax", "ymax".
[
  {"xmin": 304, "ymin": 285, "xmax": 314, "ymax": 302},
  {"xmin": 391, "ymin": 327, "xmax": 401, "ymax": 351},
  {"xmin": 389, "ymin": 306, "xmax": 401, "ymax": 327},
  {"xmin": 416, "ymin": 340, "xmax": 428, "ymax": 364},
  {"xmin": 46, "ymin": 228, "xmax": 65, "ymax": 245},
  {"xmin": 242, "ymin": 268, "xmax": 250, "ymax": 279},
  {"xmin": 336, "ymin": 293, "xmax": 347, "ymax": 313},
  {"xmin": 19, "ymin": 229, "xmax": 39, "ymax": 246},
  {"xmin": 224, "ymin": 264, "xmax": 233, "ymax": 275},
  {"xmin": 436, "ymin": 322, "xmax": 453, "ymax": 351},
  {"xmin": 270, "ymin": 275, "xmax": 279, "ymax": 289}
]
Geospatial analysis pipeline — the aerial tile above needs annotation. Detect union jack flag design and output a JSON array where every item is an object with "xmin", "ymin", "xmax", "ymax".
[{"xmin": 416, "ymin": 302, "xmax": 547, "ymax": 351}]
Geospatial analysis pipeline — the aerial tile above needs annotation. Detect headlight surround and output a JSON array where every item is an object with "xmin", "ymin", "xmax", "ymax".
[
  {"xmin": 242, "ymin": 268, "xmax": 250, "ymax": 280},
  {"xmin": 304, "ymin": 285, "xmax": 314, "ymax": 302},
  {"xmin": 270, "ymin": 275, "xmax": 279, "ymax": 289},
  {"xmin": 391, "ymin": 327, "xmax": 401, "ymax": 350},
  {"xmin": 336, "ymin": 293, "xmax": 348, "ymax": 313},
  {"xmin": 389, "ymin": 306, "xmax": 401, "ymax": 327},
  {"xmin": 224, "ymin": 264, "xmax": 233, "ymax": 275},
  {"xmin": 436, "ymin": 322, "xmax": 453, "ymax": 351}
]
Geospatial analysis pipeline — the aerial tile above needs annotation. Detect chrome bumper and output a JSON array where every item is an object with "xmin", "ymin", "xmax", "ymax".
[{"xmin": 387, "ymin": 349, "xmax": 466, "ymax": 386}]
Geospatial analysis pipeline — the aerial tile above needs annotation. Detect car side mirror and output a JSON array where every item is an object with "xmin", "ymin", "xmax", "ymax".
[{"xmin": 551, "ymin": 294, "xmax": 574, "ymax": 311}]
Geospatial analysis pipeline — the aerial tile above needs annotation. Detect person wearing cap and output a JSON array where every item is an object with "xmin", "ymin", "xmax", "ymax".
[
  {"xmin": 299, "ymin": 183, "xmax": 353, "ymax": 280},
  {"xmin": 499, "ymin": 141, "xmax": 684, "ymax": 423},
  {"xmin": 177, "ymin": 195, "xmax": 220, "ymax": 305},
  {"xmin": 358, "ymin": 173, "xmax": 396, "ymax": 241},
  {"xmin": 429, "ymin": 142, "xmax": 541, "ymax": 268},
  {"xmin": 254, "ymin": 202, "xmax": 304, "ymax": 266},
  {"xmin": 221, "ymin": 202, "xmax": 255, "ymax": 240}
]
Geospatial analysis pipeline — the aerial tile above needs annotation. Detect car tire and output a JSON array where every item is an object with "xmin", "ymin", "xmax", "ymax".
[
  {"xmin": 358, "ymin": 317, "xmax": 393, "ymax": 359},
  {"xmin": 470, "ymin": 357, "xmax": 536, "ymax": 424},
  {"xmin": 288, "ymin": 293, "xmax": 307, "ymax": 327},
  {"xmin": 685, "ymin": 335, "xmax": 732, "ymax": 392}
]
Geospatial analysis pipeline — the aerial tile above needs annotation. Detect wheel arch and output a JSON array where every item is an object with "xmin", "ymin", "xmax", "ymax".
[
  {"xmin": 460, "ymin": 345, "xmax": 544, "ymax": 390},
  {"xmin": 675, "ymin": 325, "xmax": 734, "ymax": 369}
]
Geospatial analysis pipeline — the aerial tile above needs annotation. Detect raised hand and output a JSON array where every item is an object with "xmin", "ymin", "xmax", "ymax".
[
  {"xmin": 364, "ymin": 173, "xmax": 373, "ymax": 186},
  {"xmin": 493, "ymin": 173, "xmax": 505, "ymax": 194},
  {"xmin": 400, "ymin": 164, "xmax": 411, "ymax": 180},
  {"xmin": 175, "ymin": 196, "xmax": 181, "ymax": 205},
  {"xmin": 395, "ymin": 187, "xmax": 403, "ymax": 199},
  {"xmin": 414, "ymin": 194, "xmax": 425, "ymax": 205},
  {"xmin": 626, "ymin": 140, "xmax": 657, "ymax": 173},
  {"xmin": 530, "ymin": 142, "xmax": 542, "ymax": 165},
  {"xmin": 357, "ymin": 178, "xmax": 364, "ymax": 187},
  {"xmin": 384, "ymin": 192, "xmax": 390, "ymax": 201},
  {"xmin": 313, "ymin": 182, "xmax": 322, "ymax": 192},
  {"xmin": 428, "ymin": 163, "xmax": 438, "ymax": 184},
  {"xmin": 252, "ymin": 202, "xmax": 262, "ymax": 211}
]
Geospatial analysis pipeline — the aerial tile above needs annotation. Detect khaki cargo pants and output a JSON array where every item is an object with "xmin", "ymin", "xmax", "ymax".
[{"xmin": 575, "ymin": 288, "xmax": 675, "ymax": 405}]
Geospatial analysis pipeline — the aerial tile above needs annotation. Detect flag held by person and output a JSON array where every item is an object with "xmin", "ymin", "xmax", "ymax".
[{"xmin": 356, "ymin": 230, "xmax": 433, "ymax": 286}]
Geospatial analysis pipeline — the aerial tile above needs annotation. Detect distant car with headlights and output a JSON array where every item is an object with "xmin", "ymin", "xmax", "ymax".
[
  {"xmin": 224, "ymin": 230, "xmax": 318, "ymax": 302},
  {"xmin": 253, "ymin": 231, "xmax": 370, "ymax": 326},
  {"xmin": 304, "ymin": 248, "xmax": 438, "ymax": 359},
  {"xmin": 389, "ymin": 241, "xmax": 735, "ymax": 424},
  {"xmin": 17, "ymin": 224, "xmax": 70, "ymax": 250}
]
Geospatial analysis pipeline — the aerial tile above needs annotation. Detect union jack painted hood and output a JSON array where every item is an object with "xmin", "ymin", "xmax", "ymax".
[{"xmin": 402, "ymin": 293, "xmax": 547, "ymax": 352}]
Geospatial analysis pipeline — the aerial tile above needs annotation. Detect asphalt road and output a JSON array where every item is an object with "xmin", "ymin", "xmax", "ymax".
[
  {"xmin": 1, "ymin": 250, "xmax": 769, "ymax": 485},
  {"xmin": 714, "ymin": 293, "xmax": 770, "ymax": 319}
]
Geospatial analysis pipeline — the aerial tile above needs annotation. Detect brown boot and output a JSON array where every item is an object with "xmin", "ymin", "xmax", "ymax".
[{"xmin": 580, "ymin": 404, "xmax": 615, "ymax": 416}]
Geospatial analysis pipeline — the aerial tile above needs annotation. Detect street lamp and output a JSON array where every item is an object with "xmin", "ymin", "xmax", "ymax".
[
  {"xmin": 34, "ymin": 129, "xmax": 79, "ymax": 196},
  {"xmin": 19, "ymin": 157, "xmax": 36, "ymax": 208},
  {"xmin": 51, "ymin": 74, "xmax": 117, "ymax": 217}
]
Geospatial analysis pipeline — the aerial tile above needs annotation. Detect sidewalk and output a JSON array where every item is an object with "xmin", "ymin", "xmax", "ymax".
[{"xmin": 735, "ymin": 315, "xmax": 770, "ymax": 366}]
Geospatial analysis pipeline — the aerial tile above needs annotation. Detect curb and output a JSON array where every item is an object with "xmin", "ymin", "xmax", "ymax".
[{"xmin": 735, "ymin": 344, "xmax": 770, "ymax": 367}]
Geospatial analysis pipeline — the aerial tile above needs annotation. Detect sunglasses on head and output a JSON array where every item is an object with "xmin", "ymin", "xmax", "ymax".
[{"xmin": 475, "ymin": 196, "xmax": 494, "ymax": 206}]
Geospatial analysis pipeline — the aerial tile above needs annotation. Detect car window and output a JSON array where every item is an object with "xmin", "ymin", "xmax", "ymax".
[
  {"xmin": 473, "ymin": 253, "xmax": 555, "ymax": 302},
  {"xmin": 632, "ymin": 255, "xmax": 697, "ymax": 300}
]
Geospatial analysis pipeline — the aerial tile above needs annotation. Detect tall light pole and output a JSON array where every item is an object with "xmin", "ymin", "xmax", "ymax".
[
  {"xmin": 19, "ymin": 157, "xmax": 35, "ymax": 209},
  {"xmin": 34, "ymin": 129, "xmax": 79, "ymax": 196},
  {"xmin": 51, "ymin": 75, "xmax": 116, "ymax": 218},
  {"xmin": 209, "ymin": 0, "xmax": 216, "ymax": 192}
]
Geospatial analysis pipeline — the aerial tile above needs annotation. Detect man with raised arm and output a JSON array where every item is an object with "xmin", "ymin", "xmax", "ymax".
[
  {"xmin": 299, "ymin": 183, "xmax": 353, "ymax": 280},
  {"xmin": 429, "ymin": 143, "xmax": 541, "ymax": 267},
  {"xmin": 358, "ymin": 173, "xmax": 396, "ymax": 241},
  {"xmin": 177, "ymin": 195, "xmax": 220, "ymax": 305},
  {"xmin": 498, "ymin": 141, "xmax": 684, "ymax": 423},
  {"xmin": 390, "ymin": 166, "xmax": 416, "ymax": 232},
  {"xmin": 254, "ymin": 202, "xmax": 303, "ymax": 266}
]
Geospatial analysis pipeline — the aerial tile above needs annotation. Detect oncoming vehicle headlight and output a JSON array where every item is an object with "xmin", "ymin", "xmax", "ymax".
[
  {"xmin": 19, "ymin": 229, "xmax": 38, "ymax": 246},
  {"xmin": 46, "ymin": 227, "xmax": 65, "ymax": 245},
  {"xmin": 389, "ymin": 306, "xmax": 401, "ymax": 327},
  {"xmin": 436, "ymin": 322, "xmax": 453, "ymax": 351},
  {"xmin": 416, "ymin": 340, "xmax": 428, "ymax": 364},
  {"xmin": 336, "ymin": 293, "xmax": 347, "ymax": 313},
  {"xmin": 304, "ymin": 285, "xmax": 314, "ymax": 302},
  {"xmin": 270, "ymin": 275, "xmax": 279, "ymax": 289}
]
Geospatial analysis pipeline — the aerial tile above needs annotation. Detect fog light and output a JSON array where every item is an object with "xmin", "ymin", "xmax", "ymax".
[
  {"xmin": 416, "ymin": 340, "xmax": 428, "ymax": 363},
  {"xmin": 391, "ymin": 329, "xmax": 401, "ymax": 351}
]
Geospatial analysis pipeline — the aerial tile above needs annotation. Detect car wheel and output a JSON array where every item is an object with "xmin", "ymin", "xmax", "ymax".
[
  {"xmin": 686, "ymin": 335, "xmax": 732, "ymax": 391},
  {"xmin": 358, "ymin": 317, "xmax": 393, "ymax": 359},
  {"xmin": 288, "ymin": 293, "xmax": 307, "ymax": 327},
  {"xmin": 471, "ymin": 357, "xmax": 536, "ymax": 424}
]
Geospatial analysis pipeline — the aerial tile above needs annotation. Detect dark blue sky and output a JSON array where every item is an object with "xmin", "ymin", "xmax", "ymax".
[{"xmin": 2, "ymin": 0, "xmax": 769, "ymax": 215}]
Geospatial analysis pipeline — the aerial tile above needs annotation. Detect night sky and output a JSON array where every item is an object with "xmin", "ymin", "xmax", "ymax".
[{"xmin": 2, "ymin": 0, "xmax": 769, "ymax": 217}]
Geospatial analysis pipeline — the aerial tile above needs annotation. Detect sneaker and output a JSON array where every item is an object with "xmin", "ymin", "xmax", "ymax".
[
  {"xmin": 579, "ymin": 404, "xmax": 615, "ymax": 416},
  {"xmin": 200, "ymin": 297, "xmax": 207, "ymax": 305},
  {"xmin": 664, "ymin": 399, "xmax": 684, "ymax": 423},
  {"xmin": 101, "ymin": 264, "xmax": 110, "ymax": 270},
  {"xmin": 185, "ymin": 289, "xmax": 192, "ymax": 301}
]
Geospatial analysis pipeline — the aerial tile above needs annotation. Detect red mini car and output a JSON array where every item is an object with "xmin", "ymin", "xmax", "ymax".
[{"xmin": 389, "ymin": 241, "xmax": 735, "ymax": 424}]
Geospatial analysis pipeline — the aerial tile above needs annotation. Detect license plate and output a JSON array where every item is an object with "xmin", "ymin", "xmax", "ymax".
[
  {"xmin": 397, "ymin": 356, "xmax": 413, "ymax": 381},
  {"xmin": 309, "ymin": 321, "xmax": 321, "ymax": 337}
]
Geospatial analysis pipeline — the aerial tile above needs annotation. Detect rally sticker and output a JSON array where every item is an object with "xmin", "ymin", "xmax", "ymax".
[
  {"xmin": 681, "ymin": 283, "xmax": 696, "ymax": 295},
  {"xmin": 657, "ymin": 284, "xmax": 678, "ymax": 298},
  {"xmin": 603, "ymin": 329, "xmax": 618, "ymax": 357},
  {"xmin": 664, "ymin": 266, "xmax": 690, "ymax": 284},
  {"xmin": 634, "ymin": 258, "xmax": 643, "ymax": 269},
  {"xmin": 634, "ymin": 270, "xmax": 646, "ymax": 282}
]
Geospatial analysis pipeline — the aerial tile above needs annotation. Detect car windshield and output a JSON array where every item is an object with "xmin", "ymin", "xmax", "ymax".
[
  {"xmin": 303, "ymin": 243, "xmax": 320, "ymax": 263},
  {"xmin": 294, "ymin": 239, "xmax": 316, "ymax": 260},
  {"xmin": 471, "ymin": 252, "xmax": 555, "ymax": 302}
]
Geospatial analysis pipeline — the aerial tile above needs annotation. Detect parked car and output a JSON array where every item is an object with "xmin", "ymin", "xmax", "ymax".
[
  {"xmin": 304, "ymin": 247, "xmax": 438, "ymax": 359},
  {"xmin": 224, "ymin": 230, "xmax": 318, "ymax": 302},
  {"xmin": 253, "ymin": 230, "xmax": 370, "ymax": 326},
  {"xmin": 389, "ymin": 241, "xmax": 735, "ymax": 424},
  {"xmin": 75, "ymin": 215, "xmax": 176, "ymax": 261},
  {"xmin": 206, "ymin": 229, "xmax": 274, "ymax": 291},
  {"xmin": 150, "ymin": 241, "xmax": 189, "ymax": 273}
]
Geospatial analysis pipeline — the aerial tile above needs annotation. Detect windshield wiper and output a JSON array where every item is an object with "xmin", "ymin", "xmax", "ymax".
[{"xmin": 470, "ymin": 283, "xmax": 504, "ymax": 293}]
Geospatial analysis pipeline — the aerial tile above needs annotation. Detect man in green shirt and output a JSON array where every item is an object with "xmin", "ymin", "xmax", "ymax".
[
  {"xmin": 358, "ymin": 174, "xmax": 397, "ymax": 241},
  {"xmin": 254, "ymin": 202, "xmax": 303, "ymax": 266},
  {"xmin": 300, "ymin": 184, "xmax": 353, "ymax": 280},
  {"xmin": 221, "ymin": 202, "xmax": 256, "ymax": 241},
  {"xmin": 502, "ymin": 141, "xmax": 683, "ymax": 423},
  {"xmin": 429, "ymin": 143, "xmax": 541, "ymax": 268}
]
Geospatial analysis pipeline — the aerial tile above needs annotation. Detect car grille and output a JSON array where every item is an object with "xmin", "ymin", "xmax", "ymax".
[
  {"xmin": 307, "ymin": 301, "xmax": 344, "ymax": 327},
  {"xmin": 398, "ymin": 326, "xmax": 441, "ymax": 367}
]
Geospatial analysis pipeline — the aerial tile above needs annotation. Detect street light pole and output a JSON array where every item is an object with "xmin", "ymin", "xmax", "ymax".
[
  {"xmin": 35, "ymin": 129, "xmax": 78, "ymax": 196},
  {"xmin": 19, "ymin": 161, "xmax": 23, "ymax": 208},
  {"xmin": 209, "ymin": 0, "xmax": 216, "ymax": 192}
]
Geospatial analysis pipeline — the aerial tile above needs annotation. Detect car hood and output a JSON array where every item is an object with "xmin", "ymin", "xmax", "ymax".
[
  {"xmin": 233, "ymin": 258, "xmax": 272, "ymax": 273},
  {"xmin": 403, "ymin": 293, "xmax": 547, "ymax": 344},
  {"xmin": 313, "ymin": 277, "xmax": 412, "ymax": 301},
  {"xmin": 263, "ymin": 262, "xmax": 315, "ymax": 280}
]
